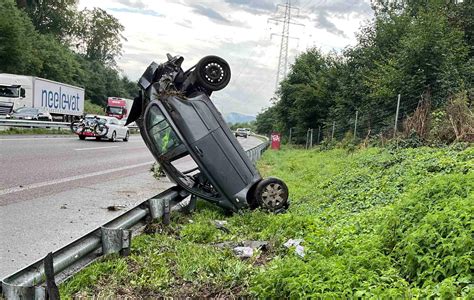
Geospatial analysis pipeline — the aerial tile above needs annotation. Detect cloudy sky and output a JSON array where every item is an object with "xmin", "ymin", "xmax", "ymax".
[{"xmin": 78, "ymin": 0, "xmax": 373, "ymax": 116}]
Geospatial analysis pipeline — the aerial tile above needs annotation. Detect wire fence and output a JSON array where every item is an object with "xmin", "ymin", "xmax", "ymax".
[{"xmin": 284, "ymin": 95, "xmax": 422, "ymax": 147}]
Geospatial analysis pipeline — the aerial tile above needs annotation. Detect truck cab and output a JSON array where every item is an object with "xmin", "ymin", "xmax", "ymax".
[
  {"xmin": 0, "ymin": 74, "xmax": 31, "ymax": 115},
  {"xmin": 106, "ymin": 97, "xmax": 132, "ymax": 120}
]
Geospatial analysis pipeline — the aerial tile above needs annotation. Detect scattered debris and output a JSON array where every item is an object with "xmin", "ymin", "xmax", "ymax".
[
  {"xmin": 214, "ymin": 241, "xmax": 237, "ymax": 249},
  {"xmin": 106, "ymin": 205, "xmax": 126, "ymax": 211},
  {"xmin": 284, "ymin": 239, "xmax": 305, "ymax": 257},
  {"xmin": 214, "ymin": 240, "xmax": 270, "ymax": 259},
  {"xmin": 214, "ymin": 220, "xmax": 230, "ymax": 233},
  {"xmin": 60, "ymin": 204, "xmax": 67, "ymax": 209},
  {"xmin": 233, "ymin": 246, "xmax": 253, "ymax": 259},
  {"xmin": 242, "ymin": 240, "xmax": 270, "ymax": 251}
]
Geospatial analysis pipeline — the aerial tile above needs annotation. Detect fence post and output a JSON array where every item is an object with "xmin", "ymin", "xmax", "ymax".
[
  {"xmin": 305, "ymin": 128, "xmax": 311, "ymax": 150},
  {"xmin": 289, "ymin": 128, "xmax": 292, "ymax": 145},
  {"xmin": 354, "ymin": 110, "xmax": 358, "ymax": 140},
  {"xmin": 317, "ymin": 126, "xmax": 321, "ymax": 144},
  {"xmin": 331, "ymin": 121, "xmax": 335, "ymax": 140},
  {"xmin": 394, "ymin": 94, "xmax": 401, "ymax": 138},
  {"xmin": 309, "ymin": 129, "xmax": 313, "ymax": 148}
]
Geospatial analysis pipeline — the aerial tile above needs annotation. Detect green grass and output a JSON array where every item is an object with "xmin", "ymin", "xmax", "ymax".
[
  {"xmin": 0, "ymin": 127, "xmax": 72, "ymax": 135},
  {"xmin": 59, "ymin": 145, "xmax": 474, "ymax": 298}
]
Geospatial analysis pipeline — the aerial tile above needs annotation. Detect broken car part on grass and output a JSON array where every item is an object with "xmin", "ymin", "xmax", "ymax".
[{"xmin": 126, "ymin": 54, "xmax": 289, "ymax": 213}]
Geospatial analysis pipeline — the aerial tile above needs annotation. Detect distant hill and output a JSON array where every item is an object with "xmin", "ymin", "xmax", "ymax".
[{"xmin": 225, "ymin": 112, "xmax": 256, "ymax": 124}]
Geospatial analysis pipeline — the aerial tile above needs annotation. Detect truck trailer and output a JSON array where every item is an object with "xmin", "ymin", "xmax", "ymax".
[{"xmin": 0, "ymin": 73, "xmax": 85, "ymax": 121}]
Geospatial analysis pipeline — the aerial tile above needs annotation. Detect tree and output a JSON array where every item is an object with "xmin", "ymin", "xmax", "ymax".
[
  {"xmin": 16, "ymin": 0, "xmax": 77, "ymax": 40},
  {"xmin": 0, "ymin": 0, "xmax": 40, "ymax": 74},
  {"xmin": 73, "ymin": 8, "xmax": 125, "ymax": 66}
]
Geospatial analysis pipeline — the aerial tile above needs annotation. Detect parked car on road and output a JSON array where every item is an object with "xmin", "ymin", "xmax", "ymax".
[
  {"xmin": 72, "ymin": 115, "xmax": 129, "ymax": 142},
  {"xmin": 10, "ymin": 107, "xmax": 52, "ymax": 121},
  {"xmin": 235, "ymin": 128, "xmax": 250, "ymax": 138}
]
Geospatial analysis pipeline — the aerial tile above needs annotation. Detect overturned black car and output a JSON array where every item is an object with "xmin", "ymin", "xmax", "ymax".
[{"xmin": 126, "ymin": 54, "xmax": 289, "ymax": 213}]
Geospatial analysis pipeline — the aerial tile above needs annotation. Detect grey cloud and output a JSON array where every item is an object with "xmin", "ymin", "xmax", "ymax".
[
  {"xmin": 307, "ymin": 0, "xmax": 372, "ymax": 16},
  {"xmin": 109, "ymin": 7, "xmax": 161, "ymax": 18},
  {"xmin": 313, "ymin": 11, "xmax": 346, "ymax": 37},
  {"xmin": 223, "ymin": 0, "xmax": 276, "ymax": 14},
  {"xmin": 115, "ymin": 0, "xmax": 147, "ymax": 9},
  {"xmin": 191, "ymin": 4, "xmax": 231, "ymax": 24}
]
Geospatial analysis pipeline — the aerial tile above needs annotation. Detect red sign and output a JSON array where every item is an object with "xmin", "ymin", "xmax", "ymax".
[{"xmin": 271, "ymin": 132, "xmax": 281, "ymax": 150}]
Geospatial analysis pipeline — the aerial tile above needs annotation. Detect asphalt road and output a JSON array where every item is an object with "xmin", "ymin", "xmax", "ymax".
[{"xmin": 0, "ymin": 134, "xmax": 262, "ymax": 279}]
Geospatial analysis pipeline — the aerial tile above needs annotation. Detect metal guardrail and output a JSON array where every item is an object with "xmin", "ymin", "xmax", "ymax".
[
  {"xmin": 0, "ymin": 119, "xmax": 139, "ymax": 130},
  {"xmin": 0, "ymin": 137, "xmax": 269, "ymax": 299},
  {"xmin": 0, "ymin": 119, "xmax": 70, "ymax": 129}
]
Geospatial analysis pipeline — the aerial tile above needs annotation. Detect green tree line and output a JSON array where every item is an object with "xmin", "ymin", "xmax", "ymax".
[
  {"xmin": 0, "ymin": 0, "xmax": 137, "ymax": 107},
  {"xmin": 256, "ymin": 0, "xmax": 473, "ymax": 143}
]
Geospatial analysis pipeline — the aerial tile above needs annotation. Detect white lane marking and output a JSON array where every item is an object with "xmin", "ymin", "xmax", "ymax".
[
  {"xmin": 0, "ymin": 137, "xmax": 76, "ymax": 141},
  {"xmin": 0, "ymin": 161, "xmax": 154, "ymax": 196},
  {"xmin": 75, "ymin": 146, "xmax": 119, "ymax": 151}
]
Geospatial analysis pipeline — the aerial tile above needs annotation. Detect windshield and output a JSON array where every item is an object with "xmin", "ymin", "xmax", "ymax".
[
  {"xmin": 15, "ymin": 107, "xmax": 38, "ymax": 114},
  {"xmin": 146, "ymin": 105, "xmax": 182, "ymax": 155},
  {"xmin": 0, "ymin": 86, "xmax": 20, "ymax": 98},
  {"xmin": 107, "ymin": 106, "xmax": 123, "ymax": 115}
]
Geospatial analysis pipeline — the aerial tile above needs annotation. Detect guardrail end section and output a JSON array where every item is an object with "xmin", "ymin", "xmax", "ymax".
[
  {"xmin": 101, "ymin": 227, "xmax": 132, "ymax": 256},
  {"xmin": 1, "ymin": 281, "xmax": 45, "ymax": 300}
]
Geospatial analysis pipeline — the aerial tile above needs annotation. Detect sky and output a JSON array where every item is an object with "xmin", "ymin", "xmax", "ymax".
[{"xmin": 78, "ymin": 0, "xmax": 374, "ymax": 116}]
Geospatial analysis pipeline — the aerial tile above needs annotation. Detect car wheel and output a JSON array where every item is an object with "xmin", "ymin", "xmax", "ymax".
[
  {"xmin": 123, "ymin": 131, "xmax": 129, "ymax": 142},
  {"xmin": 109, "ymin": 131, "xmax": 116, "ymax": 142},
  {"xmin": 254, "ymin": 177, "xmax": 289, "ymax": 210},
  {"xmin": 195, "ymin": 56, "xmax": 231, "ymax": 91},
  {"xmin": 79, "ymin": 135, "xmax": 86, "ymax": 140}
]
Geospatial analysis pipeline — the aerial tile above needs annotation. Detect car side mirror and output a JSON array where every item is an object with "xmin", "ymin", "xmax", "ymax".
[{"xmin": 20, "ymin": 88, "xmax": 25, "ymax": 98}]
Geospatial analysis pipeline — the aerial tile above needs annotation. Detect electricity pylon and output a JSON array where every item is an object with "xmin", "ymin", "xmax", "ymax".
[{"xmin": 268, "ymin": 0, "xmax": 304, "ymax": 91}]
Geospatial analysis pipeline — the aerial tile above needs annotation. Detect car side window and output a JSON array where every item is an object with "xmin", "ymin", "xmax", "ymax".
[{"xmin": 146, "ymin": 105, "xmax": 182, "ymax": 155}]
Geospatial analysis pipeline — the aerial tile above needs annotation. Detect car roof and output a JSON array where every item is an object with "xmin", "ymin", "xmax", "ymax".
[{"xmin": 85, "ymin": 114, "xmax": 113, "ymax": 120}]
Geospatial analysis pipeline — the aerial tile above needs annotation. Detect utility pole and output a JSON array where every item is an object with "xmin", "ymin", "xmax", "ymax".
[
  {"xmin": 394, "ymin": 94, "xmax": 401, "ymax": 139},
  {"xmin": 269, "ymin": 0, "xmax": 303, "ymax": 90}
]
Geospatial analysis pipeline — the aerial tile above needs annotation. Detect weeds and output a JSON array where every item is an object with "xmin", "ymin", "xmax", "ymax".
[{"xmin": 60, "ymin": 145, "xmax": 473, "ymax": 298}]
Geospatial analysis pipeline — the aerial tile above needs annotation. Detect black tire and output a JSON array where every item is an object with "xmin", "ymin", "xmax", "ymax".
[
  {"xmin": 254, "ymin": 177, "xmax": 289, "ymax": 210},
  {"xmin": 79, "ymin": 135, "xmax": 86, "ymax": 140},
  {"xmin": 123, "ymin": 131, "xmax": 129, "ymax": 142},
  {"xmin": 70, "ymin": 121, "xmax": 80, "ymax": 133},
  {"xmin": 109, "ymin": 131, "xmax": 116, "ymax": 142},
  {"xmin": 195, "ymin": 56, "xmax": 231, "ymax": 91}
]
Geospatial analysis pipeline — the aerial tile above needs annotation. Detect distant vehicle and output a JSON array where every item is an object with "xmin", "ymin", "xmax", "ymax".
[
  {"xmin": 235, "ymin": 128, "xmax": 250, "ymax": 138},
  {"xmin": 105, "ymin": 97, "xmax": 133, "ymax": 120},
  {"xmin": 10, "ymin": 107, "xmax": 52, "ymax": 121},
  {"xmin": 0, "ymin": 73, "xmax": 84, "ymax": 121},
  {"xmin": 72, "ymin": 115, "xmax": 129, "ymax": 142}
]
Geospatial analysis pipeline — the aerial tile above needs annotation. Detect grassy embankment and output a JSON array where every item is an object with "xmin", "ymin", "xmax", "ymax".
[{"xmin": 60, "ymin": 145, "xmax": 473, "ymax": 298}]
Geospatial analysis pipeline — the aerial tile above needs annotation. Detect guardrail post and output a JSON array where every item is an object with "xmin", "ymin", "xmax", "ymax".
[
  {"xmin": 101, "ymin": 228, "xmax": 132, "ymax": 256},
  {"xmin": 148, "ymin": 197, "xmax": 171, "ymax": 225}
]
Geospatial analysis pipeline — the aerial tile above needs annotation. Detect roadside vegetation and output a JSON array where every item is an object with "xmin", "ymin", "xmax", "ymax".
[
  {"xmin": 256, "ymin": 0, "xmax": 473, "ymax": 145},
  {"xmin": 0, "ymin": 0, "xmax": 135, "ymax": 107},
  {"xmin": 0, "ymin": 128, "xmax": 71, "ymax": 135},
  {"xmin": 59, "ymin": 144, "xmax": 473, "ymax": 298}
]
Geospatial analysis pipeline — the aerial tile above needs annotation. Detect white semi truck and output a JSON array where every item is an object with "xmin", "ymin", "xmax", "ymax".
[{"xmin": 0, "ymin": 73, "xmax": 85, "ymax": 121}]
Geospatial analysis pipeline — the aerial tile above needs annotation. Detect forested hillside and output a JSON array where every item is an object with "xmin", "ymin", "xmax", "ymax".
[
  {"xmin": 0, "ymin": 0, "xmax": 136, "ymax": 107},
  {"xmin": 256, "ymin": 0, "xmax": 473, "ymax": 144}
]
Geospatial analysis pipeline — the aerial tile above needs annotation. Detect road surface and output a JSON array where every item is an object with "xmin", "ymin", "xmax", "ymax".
[{"xmin": 0, "ymin": 134, "xmax": 262, "ymax": 279}]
